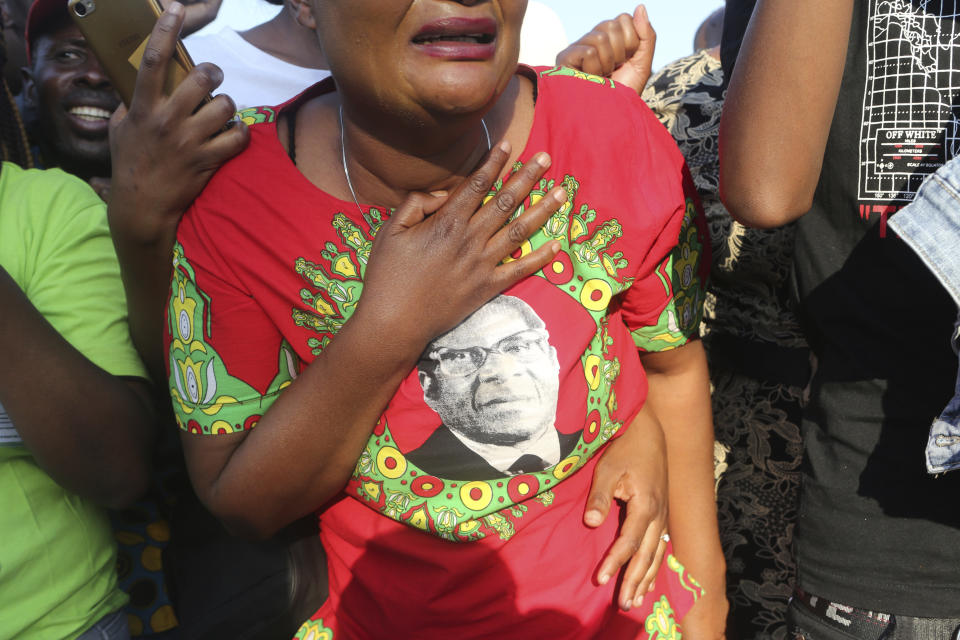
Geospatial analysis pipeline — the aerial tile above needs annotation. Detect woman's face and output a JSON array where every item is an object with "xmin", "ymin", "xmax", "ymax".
[{"xmin": 313, "ymin": 0, "xmax": 527, "ymax": 121}]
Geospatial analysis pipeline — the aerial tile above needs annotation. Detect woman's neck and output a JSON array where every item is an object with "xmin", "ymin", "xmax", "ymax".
[
  {"xmin": 292, "ymin": 73, "xmax": 536, "ymax": 211},
  {"xmin": 240, "ymin": 9, "xmax": 327, "ymax": 70}
]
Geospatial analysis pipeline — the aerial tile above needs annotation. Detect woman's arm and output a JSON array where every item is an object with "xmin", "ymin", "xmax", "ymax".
[
  {"xmin": 640, "ymin": 339, "xmax": 727, "ymax": 639},
  {"xmin": 180, "ymin": 146, "xmax": 566, "ymax": 540},
  {"xmin": 719, "ymin": 0, "xmax": 854, "ymax": 228},
  {"xmin": 108, "ymin": 2, "xmax": 248, "ymax": 382}
]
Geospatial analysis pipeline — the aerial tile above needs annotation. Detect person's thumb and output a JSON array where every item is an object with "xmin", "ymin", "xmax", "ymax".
[{"xmin": 612, "ymin": 4, "xmax": 656, "ymax": 95}]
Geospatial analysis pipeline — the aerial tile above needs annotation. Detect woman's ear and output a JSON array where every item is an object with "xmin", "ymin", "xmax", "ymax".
[{"xmin": 286, "ymin": 0, "xmax": 317, "ymax": 30}]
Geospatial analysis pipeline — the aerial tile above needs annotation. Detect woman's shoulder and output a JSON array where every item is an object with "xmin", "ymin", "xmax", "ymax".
[
  {"xmin": 532, "ymin": 66, "xmax": 681, "ymax": 155},
  {"xmin": 198, "ymin": 79, "xmax": 339, "ymax": 204}
]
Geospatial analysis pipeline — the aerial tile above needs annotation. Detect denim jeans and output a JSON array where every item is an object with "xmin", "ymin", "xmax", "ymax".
[
  {"xmin": 924, "ymin": 318, "xmax": 960, "ymax": 473},
  {"xmin": 75, "ymin": 611, "xmax": 131, "ymax": 640},
  {"xmin": 789, "ymin": 594, "xmax": 960, "ymax": 640},
  {"xmin": 889, "ymin": 157, "xmax": 960, "ymax": 473}
]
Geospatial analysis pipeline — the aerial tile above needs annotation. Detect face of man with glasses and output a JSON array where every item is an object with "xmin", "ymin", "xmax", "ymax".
[{"xmin": 418, "ymin": 296, "xmax": 561, "ymax": 447}]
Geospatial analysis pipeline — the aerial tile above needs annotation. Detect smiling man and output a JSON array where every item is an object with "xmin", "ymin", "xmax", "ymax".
[{"xmin": 21, "ymin": 0, "xmax": 118, "ymax": 191}]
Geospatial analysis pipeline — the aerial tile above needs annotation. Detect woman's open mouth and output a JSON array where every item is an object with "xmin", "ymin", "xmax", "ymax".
[{"xmin": 412, "ymin": 17, "xmax": 497, "ymax": 60}]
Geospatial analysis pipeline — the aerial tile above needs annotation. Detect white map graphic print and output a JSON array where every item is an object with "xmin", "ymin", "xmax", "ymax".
[{"xmin": 861, "ymin": 0, "xmax": 960, "ymax": 202}]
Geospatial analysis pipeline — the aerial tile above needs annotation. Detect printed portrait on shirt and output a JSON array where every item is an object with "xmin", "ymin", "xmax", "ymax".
[{"xmin": 406, "ymin": 295, "xmax": 576, "ymax": 480}]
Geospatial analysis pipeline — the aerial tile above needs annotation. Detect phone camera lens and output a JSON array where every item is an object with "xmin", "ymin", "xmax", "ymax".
[{"xmin": 73, "ymin": 0, "xmax": 94, "ymax": 17}]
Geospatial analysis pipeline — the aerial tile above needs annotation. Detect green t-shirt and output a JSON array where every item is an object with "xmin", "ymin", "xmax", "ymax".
[{"xmin": 0, "ymin": 163, "xmax": 147, "ymax": 639}]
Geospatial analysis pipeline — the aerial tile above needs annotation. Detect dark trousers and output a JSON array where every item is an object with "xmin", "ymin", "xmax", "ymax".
[{"xmin": 789, "ymin": 593, "xmax": 960, "ymax": 640}]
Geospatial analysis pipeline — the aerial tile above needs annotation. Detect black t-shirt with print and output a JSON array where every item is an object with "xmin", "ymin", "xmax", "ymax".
[{"xmin": 724, "ymin": 0, "xmax": 960, "ymax": 616}]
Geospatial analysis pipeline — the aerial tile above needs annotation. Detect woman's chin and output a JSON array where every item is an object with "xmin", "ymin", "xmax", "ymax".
[{"xmin": 412, "ymin": 68, "xmax": 514, "ymax": 116}]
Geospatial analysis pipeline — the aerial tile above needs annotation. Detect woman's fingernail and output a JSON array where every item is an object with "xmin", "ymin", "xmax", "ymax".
[
  {"xmin": 533, "ymin": 152, "xmax": 551, "ymax": 168},
  {"xmin": 498, "ymin": 140, "xmax": 510, "ymax": 153},
  {"xmin": 621, "ymin": 599, "xmax": 632, "ymax": 611},
  {"xmin": 430, "ymin": 190, "xmax": 448, "ymax": 197},
  {"xmin": 634, "ymin": 594, "xmax": 645, "ymax": 608},
  {"xmin": 598, "ymin": 572, "xmax": 609, "ymax": 585},
  {"xmin": 168, "ymin": 1, "xmax": 184, "ymax": 16}
]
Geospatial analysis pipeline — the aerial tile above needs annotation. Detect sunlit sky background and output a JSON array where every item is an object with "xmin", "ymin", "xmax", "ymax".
[{"xmin": 197, "ymin": 1, "xmax": 722, "ymax": 74}]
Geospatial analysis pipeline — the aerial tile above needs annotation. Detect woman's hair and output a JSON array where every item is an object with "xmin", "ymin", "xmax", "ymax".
[{"xmin": 0, "ymin": 23, "xmax": 32, "ymax": 168}]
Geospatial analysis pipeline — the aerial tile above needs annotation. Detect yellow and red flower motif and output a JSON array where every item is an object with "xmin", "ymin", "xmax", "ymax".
[
  {"xmin": 171, "ymin": 276, "xmax": 198, "ymax": 344},
  {"xmin": 294, "ymin": 620, "xmax": 333, "ymax": 640},
  {"xmin": 170, "ymin": 355, "xmax": 239, "ymax": 416},
  {"xmin": 644, "ymin": 596, "xmax": 680, "ymax": 639}
]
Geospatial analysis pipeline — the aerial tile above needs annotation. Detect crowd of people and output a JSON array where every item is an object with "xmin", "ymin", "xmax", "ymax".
[{"xmin": 1, "ymin": 0, "xmax": 959, "ymax": 639}]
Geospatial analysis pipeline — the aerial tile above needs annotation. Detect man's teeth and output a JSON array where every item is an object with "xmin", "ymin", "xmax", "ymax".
[{"xmin": 69, "ymin": 106, "xmax": 112, "ymax": 120}]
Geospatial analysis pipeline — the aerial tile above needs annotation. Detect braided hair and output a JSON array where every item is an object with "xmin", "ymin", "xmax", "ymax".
[{"xmin": 0, "ymin": 18, "xmax": 33, "ymax": 169}]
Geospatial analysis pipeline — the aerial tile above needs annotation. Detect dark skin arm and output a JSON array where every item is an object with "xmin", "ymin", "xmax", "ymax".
[
  {"xmin": 0, "ymin": 268, "xmax": 155, "ymax": 509},
  {"xmin": 719, "ymin": 0, "xmax": 854, "ymax": 228},
  {"xmin": 108, "ymin": 2, "xmax": 248, "ymax": 383},
  {"xmin": 181, "ymin": 146, "xmax": 566, "ymax": 540},
  {"xmin": 640, "ymin": 340, "xmax": 727, "ymax": 639}
]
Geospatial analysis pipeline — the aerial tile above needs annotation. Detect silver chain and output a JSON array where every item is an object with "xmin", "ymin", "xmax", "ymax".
[{"xmin": 339, "ymin": 105, "xmax": 491, "ymax": 216}]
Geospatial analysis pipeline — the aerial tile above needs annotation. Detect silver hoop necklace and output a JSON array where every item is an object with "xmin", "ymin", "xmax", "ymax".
[{"xmin": 339, "ymin": 105, "xmax": 491, "ymax": 216}]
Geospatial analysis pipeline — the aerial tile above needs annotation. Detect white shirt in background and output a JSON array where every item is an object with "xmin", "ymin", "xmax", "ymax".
[{"xmin": 185, "ymin": 27, "xmax": 329, "ymax": 109}]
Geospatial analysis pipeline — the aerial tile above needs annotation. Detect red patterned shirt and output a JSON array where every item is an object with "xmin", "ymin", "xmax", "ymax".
[{"xmin": 167, "ymin": 67, "xmax": 709, "ymax": 639}]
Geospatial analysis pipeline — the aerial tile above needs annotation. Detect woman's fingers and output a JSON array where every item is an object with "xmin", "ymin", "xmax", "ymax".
[
  {"xmin": 492, "ymin": 238, "xmax": 562, "ymax": 291},
  {"xmin": 484, "ymin": 181, "xmax": 563, "ymax": 256},
  {"xmin": 440, "ymin": 140, "xmax": 513, "ymax": 223},
  {"xmin": 611, "ymin": 5, "xmax": 656, "ymax": 94},
  {"xmin": 555, "ymin": 44, "xmax": 602, "ymax": 76},
  {"xmin": 619, "ymin": 526, "xmax": 667, "ymax": 611},
  {"xmin": 389, "ymin": 191, "xmax": 450, "ymax": 231},
  {"xmin": 644, "ymin": 532, "xmax": 669, "ymax": 594},
  {"xmin": 488, "ymin": 184, "xmax": 564, "ymax": 281},
  {"xmin": 618, "ymin": 10, "xmax": 642, "ymax": 55},
  {"xmin": 556, "ymin": 12, "xmax": 642, "ymax": 78},
  {"xmin": 473, "ymin": 150, "xmax": 552, "ymax": 232},
  {"xmin": 594, "ymin": 489, "xmax": 660, "ymax": 593},
  {"xmin": 584, "ymin": 447, "xmax": 619, "ymax": 529}
]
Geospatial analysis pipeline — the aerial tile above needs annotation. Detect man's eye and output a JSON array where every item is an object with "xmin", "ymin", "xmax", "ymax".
[
  {"xmin": 502, "ymin": 343, "xmax": 526, "ymax": 354},
  {"xmin": 504, "ymin": 338, "xmax": 538, "ymax": 354},
  {"xmin": 55, "ymin": 49, "xmax": 85, "ymax": 63}
]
